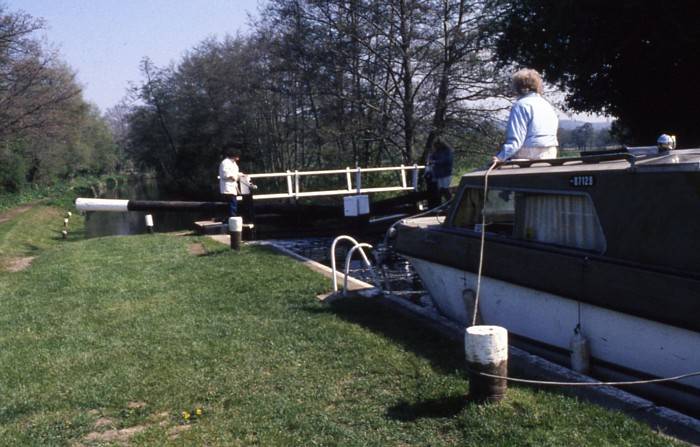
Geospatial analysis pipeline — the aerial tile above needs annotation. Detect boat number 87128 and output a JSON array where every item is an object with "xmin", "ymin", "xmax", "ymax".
[{"xmin": 569, "ymin": 175, "xmax": 595, "ymax": 187}]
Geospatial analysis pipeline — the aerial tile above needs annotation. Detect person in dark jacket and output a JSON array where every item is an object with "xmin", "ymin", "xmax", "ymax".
[{"xmin": 427, "ymin": 138, "xmax": 454, "ymax": 204}]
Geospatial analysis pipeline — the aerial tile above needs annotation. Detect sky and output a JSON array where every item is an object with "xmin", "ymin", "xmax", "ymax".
[
  {"xmin": 5, "ymin": 0, "xmax": 609, "ymax": 123},
  {"xmin": 5, "ymin": 0, "xmax": 261, "ymax": 112}
]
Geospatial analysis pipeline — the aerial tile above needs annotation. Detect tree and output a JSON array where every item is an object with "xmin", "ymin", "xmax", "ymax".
[
  {"xmin": 0, "ymin": 6, "xmax": 119, "ymax": 191},
  {"xmin": 123, "ymin": 0, "xmax": 511, "ymax": 196},
  {"xmin": 572, "ymin": 123, "xmax": 594, "ymax": 151},
  {"xmin": 0, "ymin": 9, "xmax": 81, "ymax": 140},
  {"xmin": 491, "ymin": 0, "xmax": 700, "ymax": 146}
]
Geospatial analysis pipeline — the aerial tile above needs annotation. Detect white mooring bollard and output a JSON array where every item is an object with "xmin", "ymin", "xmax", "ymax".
[
  {"xmin": 465, "ymin": 325, "xmax": 508, "ymax": 403},
  {"xmin": 228, "ymin": 217, "xmax": 243, "ymax": 250},
  {"xmin": 145, "ymin": 214, "xmax": 154, "ymax": 233}
]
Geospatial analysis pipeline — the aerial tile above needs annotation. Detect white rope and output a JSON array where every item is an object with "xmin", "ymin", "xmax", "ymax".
[
  {"xmin": 471, "ymin": 160, "xmax": 499, "ymax": 327},
  {"xmin": 467, "ymin": 160, "xmax": 700, "ymax": 388},
  {"xmin": 468, "ymin": 368, "xmax": 700, "ymax": 387}
]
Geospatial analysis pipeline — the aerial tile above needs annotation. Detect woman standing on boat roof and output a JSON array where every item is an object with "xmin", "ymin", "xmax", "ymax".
[{"xmin": 494, "ymin": 69, "xmax": 559, "ymax": 162}]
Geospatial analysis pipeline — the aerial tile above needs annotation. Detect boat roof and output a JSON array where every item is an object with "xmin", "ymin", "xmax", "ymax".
[{"xmin": 463, "ymin": 148, "xmax": 700, "ymax": 178}]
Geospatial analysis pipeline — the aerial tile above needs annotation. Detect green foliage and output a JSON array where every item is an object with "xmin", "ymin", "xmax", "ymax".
[
  {"xmin": 558, "ymin": 124, "xmax": 618, "ymax": 151},
  {"xmin": 0, "ymin": 214, "xmax": 683, "ymax": 445},
  {"xmin": 0, "ymin": 6, "xmax": 120, "ymax": 194},
  {"xmin": 492, "ymin": 0, "xmax": 700, "ymax": 146},
  {"xmin": 0, "ymin": 144, "xmax": 26, "ymax": 192},
  {"xmin": 125, "ymin": 2, "xmax": 509, "ymax": 197},
  {"xmin": 0, "ymin": 174, "xmax": 125, "ymax": 213}
]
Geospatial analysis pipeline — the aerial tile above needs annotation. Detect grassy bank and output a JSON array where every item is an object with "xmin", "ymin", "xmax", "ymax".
[
  {"xmin": 0, "ymin": 205, "xmax": 682, "ymax": 445},
  {"xmin": 0, "ymin": 175, "xmax": 124, "ymax": 213}
]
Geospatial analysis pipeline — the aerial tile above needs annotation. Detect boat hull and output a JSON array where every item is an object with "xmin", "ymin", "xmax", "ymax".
[{"xmin": 406, "ymin": 255, "xmax": 700, "ymax": 416}]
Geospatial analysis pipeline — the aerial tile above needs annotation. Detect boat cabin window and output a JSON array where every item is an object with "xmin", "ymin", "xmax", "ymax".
[{"xmin": 450, "ymin": 188, "xmax": 606, "ymax": 252}]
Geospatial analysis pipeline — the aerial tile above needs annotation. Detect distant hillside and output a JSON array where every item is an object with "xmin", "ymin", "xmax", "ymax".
[{"xmin": 559, "ymin": 119, "xmax": 611, "ymax": 131}]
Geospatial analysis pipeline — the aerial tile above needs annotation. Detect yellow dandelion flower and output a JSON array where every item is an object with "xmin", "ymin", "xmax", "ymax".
[
  {"xmin": 195, "ymin": 408, "xmax": 203, "ymax": 416},
  {"xmin": 182, "ymin": 411, "xmax": 191, "ymax": 420}
]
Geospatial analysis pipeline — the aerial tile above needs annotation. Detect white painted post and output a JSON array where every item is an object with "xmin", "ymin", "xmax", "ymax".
[
  {"xmin": 355, "ymin": 167, "xmax": 361, "ymax": 194},
  {"xmin": 346, "ymin": 167, "xmax": 352, "ymax": 191},
  {"xmin": 465, "ymin": 325, "xmax": 508, "ymax": 403},
  {"xmin": 286, "ymin": 170, "xmax": 293, "ymax": 197},
  {"xmin": 228, "ymin": 217, "xmax": 243, "ymax": 250},
  {"xmin": 411, "ymin": 164, "xmax": 419, "ymax": 190},
  {"xmin": 61, "ymin": 230, "xmax": 68, "ymax": 239},
  {"xmin": 145, "ymin": 214, "xmax": 154, "ymax": 233},
  {"xmin": 65, "ymin": 211, "xmax": 72, "ymax": 218},
  {"xmin": 294, "ymin": 170, "xmax": 300, "ymax": 198},
  {"xmin": 400, "ymin": 164, "xmax": 407, "ymax": 188},
  {"xmin": 63, "ymin": 218, "xmax": 69, "ymax": 228}
]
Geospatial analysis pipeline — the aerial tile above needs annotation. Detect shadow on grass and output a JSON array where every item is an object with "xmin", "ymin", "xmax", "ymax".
[
  {"xmin": 305, "ymin": 297, "xmax": 497, "ymax": 421},
  {"xmin": 387, "ymin": 395, "xmax": 469, "ymax": 421},
  {"xmin": 306, "ymin": 298, "xmax": 465, "ymax": 376}
]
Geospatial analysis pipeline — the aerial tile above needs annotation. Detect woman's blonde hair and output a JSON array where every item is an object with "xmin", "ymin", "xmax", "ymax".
[{"xmin": 511, "ymin": 68, "xmax": 543, "ymax": 96}]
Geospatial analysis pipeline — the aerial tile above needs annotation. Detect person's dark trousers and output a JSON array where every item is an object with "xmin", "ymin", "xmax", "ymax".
[
  {"xmin": 427, "ymin": 180, "xmax": 440, "ymax": 209},
  {"xmin": 225, "ymin": 194, "xmax": 238, "ymax": 219}
]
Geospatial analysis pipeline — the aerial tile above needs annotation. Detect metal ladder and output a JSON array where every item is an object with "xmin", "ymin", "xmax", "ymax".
[{"xmin": 330, "ymin": 235, "xmax": 383, "ymax": 296}]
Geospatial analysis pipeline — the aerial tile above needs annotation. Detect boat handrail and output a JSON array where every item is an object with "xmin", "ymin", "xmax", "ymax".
[{"xmin": 499, "ymin": 152, "xmax": 636, "ymax": 169}]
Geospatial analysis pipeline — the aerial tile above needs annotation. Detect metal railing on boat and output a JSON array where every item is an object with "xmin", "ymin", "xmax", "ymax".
[{"xmin": 499, "ymin": 152, "xmax": 636, "ymax": 169}]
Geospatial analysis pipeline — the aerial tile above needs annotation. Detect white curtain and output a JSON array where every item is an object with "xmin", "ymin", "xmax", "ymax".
[{"xmin": 519, "ymin": 194, "xmax": 605, "ymax": 252}]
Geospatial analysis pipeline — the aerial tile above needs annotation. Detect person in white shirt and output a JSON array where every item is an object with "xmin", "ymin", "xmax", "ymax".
[
  {"xmin": 494, "ymin": 69, "xmax": 559, "ymax": 162},
  {"xmin": 219, "ymin": 150, "xmax": 241, "ymax": 218}
]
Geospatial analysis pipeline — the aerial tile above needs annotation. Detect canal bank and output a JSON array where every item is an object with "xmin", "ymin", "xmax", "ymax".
[
  {"xmin": 0, "ymin": 203, "xmax": 693, "ymax": 445},
  {"xmin": 209, "ymin": 234, "xmax": 700, "ymax": 444}
]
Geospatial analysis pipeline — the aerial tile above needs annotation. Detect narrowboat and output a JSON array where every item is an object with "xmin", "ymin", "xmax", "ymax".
[{"xmin": 392, "ymin": 143, "xmax": 700, "ymax": 416}]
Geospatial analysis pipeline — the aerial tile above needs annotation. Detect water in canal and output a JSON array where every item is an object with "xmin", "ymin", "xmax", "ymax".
[
  {"xmin": 84, "ymin": 176, "xmax": 221, "ymax": 237},
  {"xmin": 83, "ymin": 176, "xmax": 424, "ymax": 296}
]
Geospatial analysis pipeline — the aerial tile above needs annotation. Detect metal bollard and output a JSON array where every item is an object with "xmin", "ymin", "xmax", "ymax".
[
  {"xmin": 145, "ymin": 214, "xmax": 154, "ymax": 233},
  {"xmin": 465, "ymin": 325, "xmax": 508, "ymax": 403},
  {"xmin": 228, "ymin": 217, "xmax": 243, "ymax": 250}
]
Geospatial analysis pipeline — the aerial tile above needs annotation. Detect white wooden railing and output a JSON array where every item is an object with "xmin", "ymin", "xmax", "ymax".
[{"xmin": 244, "ymin": 164, "xmax": 425, "ymax": 200}]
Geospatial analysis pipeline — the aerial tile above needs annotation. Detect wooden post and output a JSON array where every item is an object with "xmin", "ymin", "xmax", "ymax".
[
  {"xmin": 228, "ymin": 217, "xmax": 243, "ymax": 250},
  {"xmin": 465, "ymin": 325, "xmax": 508, "ymax": 403}
]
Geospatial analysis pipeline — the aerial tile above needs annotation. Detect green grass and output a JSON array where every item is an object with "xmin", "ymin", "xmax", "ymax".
[
  {"xmin": 0, "ymin": 205, "xmax": 683, "ymax": 446},
  {"xmin": 0, "ymin": 206, "xmax": 83, "ymax": 271}
]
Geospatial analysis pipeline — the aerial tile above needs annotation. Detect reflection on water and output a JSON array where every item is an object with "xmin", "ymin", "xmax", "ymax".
[{"xmin": 84, "ymin": 176, "xmax": 221, "ymax": 238}]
